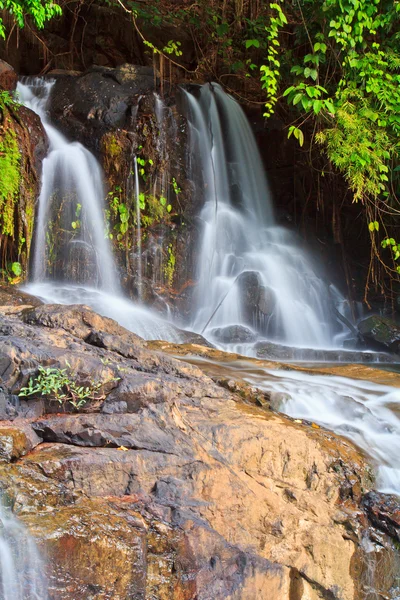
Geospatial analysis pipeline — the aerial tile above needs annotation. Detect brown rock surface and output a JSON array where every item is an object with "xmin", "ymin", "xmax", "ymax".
[
  {"xmin": 0, "ymin": 304, "xmax": 399, "ymax": 599},
  {"xmin": 0, "ymin": 59, "xmax": 17, "ymax": 90}
]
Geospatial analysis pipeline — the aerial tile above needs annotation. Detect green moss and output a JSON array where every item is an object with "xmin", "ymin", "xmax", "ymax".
[
  {"xmin": 103, "ymin": 133, "xmax": 123, "ymax": 160},
  {"xmin": 164, "ymin": 243, "xmax": 176, "ymax": 287},
  {"xmin": 0, "ymin": 124, "xmax": 21, "ymax": 238}
]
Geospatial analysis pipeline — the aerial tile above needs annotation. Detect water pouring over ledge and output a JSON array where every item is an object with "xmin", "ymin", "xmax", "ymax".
[
  {"xmin": 184, "ymin": 83, "xmax": 351, "ymax": 350},
  {"xmin": 0, "ymin": 501, "xmax": 48, "ymax": 599},
  {"xmin": 17, "ymin": 80, "xmax": 119, "ymax": 293},
  {"xmin": 17, "ymin": 79, "xmax": 188, "ymax": 343}
]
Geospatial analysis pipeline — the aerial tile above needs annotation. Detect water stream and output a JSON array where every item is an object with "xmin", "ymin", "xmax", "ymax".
[
  {"xmin": 184, "ymin": 83, "xmax": 352, "ymax": 350},
  {"xmin": 18, "ymin": 79, "xmax": 185, "ymax": 343},
  {"xmin": 17, "ymin": 79, "xmax": 118, "ymax": 293},
  {"xmin": 183, "ymin": 355, "xmax": 400, "ymax": 496},
  {"xmin": 0, "ymin": 502, "xmax": 47, "ymax": 599}
]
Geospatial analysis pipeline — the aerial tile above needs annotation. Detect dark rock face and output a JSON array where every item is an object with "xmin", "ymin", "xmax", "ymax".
[
  {"xmin": 362, "ymin": 491, "xmax": 400, "ymax": 542},
  {"xmin": 237, "ymin": 271, "xmax": 276, "ymax": 330},
  {"xmin": 358, "ymin": 315, "xmax": 400, "ymax": 354},
  {"xmin": 0, "ymin": 59, "xmax": 17, "ymax": 90},
  {"xmin": 211, "ymin": 325, "xmax": 257, "ymax": 344},
  {"xmin": 48, "ymin": 66, "xmax": 155, "ymax": 151},
  {"xmin": 254, "ymin": 340, "xmax": 395, "ymax": 363},
  {"xmin": 44, "ymin": 65, "xmax": 197, "ymax": 312},
  {"xmin": 0, "ymin": 302, "xmax": 399, "ymax": 599}
]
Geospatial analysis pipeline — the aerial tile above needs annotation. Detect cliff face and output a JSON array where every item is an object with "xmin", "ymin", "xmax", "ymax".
[
  {"xmin": 0, "ymin": 61, "xmax": 47, "ymax": 280},
  {"xmin": 0, "ymin": 298, "xmax": 398, "ymax": 599}
]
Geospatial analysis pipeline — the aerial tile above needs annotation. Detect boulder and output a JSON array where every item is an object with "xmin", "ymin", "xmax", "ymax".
[
  {"xmin": 0, "ymin": 59, "xmax": 17, "ymax": 91},
  {"xmin": 0, "ymin": 304, "xmax": 398, "ymax": 599},
  {"xmin": 358, "ymin": 315, "xmax": 400, "ymax": 354},
  {"xmin": 362, "ymin": 491, "xmax": 400, "ymax": 542},
  {"xmin": 237, "ymin": 271, "xmax": 276, "ymax": 328},
  {"xmin": 48, "ymin": 65, "xmax": 156, "ymax": 150},
  {"xmin": 254, "ymin": 340, "xmax": 395, "ymax": 363},
  {"xmin": 211, "ymin": 324, "xmax": 257, "ymax": 344}
]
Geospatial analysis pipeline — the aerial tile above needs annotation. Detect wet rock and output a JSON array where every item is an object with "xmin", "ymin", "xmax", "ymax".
[
  {"xmin": 49, "ymin": 65, "xmax": 156, "ymax": 151},
  {"xmin": 362, "ymin": 491, "xmax": 400, "ymax": 542},
  {"xmin": 0, "ymin": 284, "xmax": 43, "ymax": 308},
  {"xmin": 0, "ymin": 424, "xmax": 41, "ymax": 462},
  {"xmin": 254, "ymin": 340, "xmax": 394, "ymax": 363},
  {"xmin": 237, "ymin": 271, "xmax": 276, "ymax": 327},
  {"xmin": 358, "ymin": 315, "xmax": 400, "ymax": 354},
  {"xmin": 0, "ymin": 304, "xmax": 395, "ymax": 599},
  {"xmin": 0, "ymin": 59, "xmax": 17, "ymax": 90},
  {"xmin": 211, "ymin": 324, "xmax": 257, "ymax": 344}
]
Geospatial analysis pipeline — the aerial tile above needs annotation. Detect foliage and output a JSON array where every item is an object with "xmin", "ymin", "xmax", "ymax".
[
  {"xmin": 0, "ymin": 0, "xmax": 62, "ymax": 39},
  {"xmin": 19, "ymin": 363, "xmax": 114, "ymax": 410},
  {"xmin": 0, "ymin": 94, "xmax": 21, "ymax": 239}
]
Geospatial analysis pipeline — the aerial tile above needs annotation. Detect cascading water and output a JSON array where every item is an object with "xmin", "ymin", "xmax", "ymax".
[
  {"xmin": 185, "ymin": 83, "xmax": 349, "ymax": 349},
  {"xmin": 133, "ymin": 155, "xmax": 143, "ymax": 301},
  {"xmin": 17, "ymin": 79, "xmax": 118, "ymax": 293},
  {"xmin": 0, "ymin": 502, "xmax": 47, "ymax": 599},
  {"xmin": 18, "ymin": 78, "xmax": 187, "ymax": 343},
  {"xmin": 185, "ymin": 356, "xmax": 400, "ymax": 496}
]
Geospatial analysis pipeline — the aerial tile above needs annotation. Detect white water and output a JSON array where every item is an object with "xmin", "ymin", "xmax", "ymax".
[
  {"xmin": 17, "ymin": 79, "xmax": 118, "ymax": 293},
  {"xmin": 0, "ymin": 503, "xmax": 47, "ymax": 599},
  {"xmin": 190, "ymin": 356, "xmax": 400, "ymax": 495},
  {"xmin": 23, "ymin": 282, "xmax": 187, "ymax": 342},
  {"xmin": 133, "ymin": 156, "xmax": 143, "ymax": 300},
  {"xmin": 18, "ymin": 78, "xmax": 188, "ymax": 342},
  {"xmin": 185, "ymin": 83, "xmax": 349, "ymax": 349}
]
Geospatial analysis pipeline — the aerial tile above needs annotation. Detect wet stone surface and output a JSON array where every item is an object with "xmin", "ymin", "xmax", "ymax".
[{"xmin": 0, "ymin": 303, "xmax": 399, "ymax": 599}]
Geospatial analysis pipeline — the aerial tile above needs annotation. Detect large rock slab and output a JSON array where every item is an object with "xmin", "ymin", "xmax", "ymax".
[
  {"xmin": 0, "ymin": 304, "xmax": 399, "ymax": 599},
  {"xmin": 358, "ymin": 315, "xmax": 400, "ymax": 353}
]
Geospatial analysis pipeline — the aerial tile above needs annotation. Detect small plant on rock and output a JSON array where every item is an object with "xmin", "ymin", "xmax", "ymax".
[{"xmin": 19, "ymin": 364, "xmax": 114, "ymax": 410}]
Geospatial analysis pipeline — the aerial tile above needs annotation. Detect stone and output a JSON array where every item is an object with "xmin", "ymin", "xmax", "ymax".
[
  {"xmin": 237, "ymin": 271, "xmax": 276, "ymax": 328},
  {"xmin": 0, "ymin": 60, "xmax": 17, "ymax": 91},
  {"xmin": 254, "ymin": 340, "xmax": 394, "ymax": 363},
  {"xmin": 358, "ymin": 315, "xmax": 400, "ymax": 354},
  {"xmin": 362, "ymin": 491, "xmax": 400, "ymax": 542},
  {"xmin": 0, "ymin": 424, "xmax": 41, "ymax": 462},
  {"xmin": 0, "ymin": 304, "xmax": 398, "ymax": 599},
  {"xmin": 211, "ymin": 324, "xmax": 257, "ymax": 344}
]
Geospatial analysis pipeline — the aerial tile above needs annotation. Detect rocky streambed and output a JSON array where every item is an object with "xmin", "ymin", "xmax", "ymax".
[{"xmin": 0, "ymin": 298, "xmax": 399, "ymax": 599}]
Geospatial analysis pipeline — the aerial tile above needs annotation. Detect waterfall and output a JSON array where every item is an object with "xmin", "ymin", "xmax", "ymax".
[
  {"xmin": 133, "ymin": 156, "xmax": 143, "ymax": 301},
  {"xmin": 0, "ymin": 502, "xmax": 47, "ymax": 599},
  {"xmin": 18, "ymin": 78, "xmax": 187, "ymax": 343},
  {"xmin": 185, "ymin": 83, "xmax": 348, "ymax": 349},
  {"xmin": 17, "ymin": 79, "xmax": 119, "ymax": 293}
]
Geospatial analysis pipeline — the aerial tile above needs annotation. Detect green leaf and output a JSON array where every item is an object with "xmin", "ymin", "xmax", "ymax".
[
  {"xmin": 245, "ymin": 39, "xmax": 260, "ymax": 49},
  {"xmin": 11, "ymin": 262, "xmax": 22, "ymax": 276}
]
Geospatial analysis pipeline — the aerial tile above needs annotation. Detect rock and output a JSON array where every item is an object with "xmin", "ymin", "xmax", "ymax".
[
  {"xmin": 237, "ymin": 271, "xmax": 276, "ymax": 328},
  {"xmin": 211, "ymin": 325, "xmax": 257, "ymax": 344},
  {"xmin": 48, "ymin": 66, "xmax": 156, "ymax": 150},
  {"xmin": 0, "ymin": 424, "xmax": 41, "ymax": 462},
  {"xmin": 32, "ymin": 413, "xmax": 184, "ymax": 454},
  {"xmin": 0, "ymin": 304, "xmax": 397, "ymax": 599},
  {"xmin": 23, "ymin": 303, "xmax": 145, "ymax": 346},
  {"xmin": 254, "ymin": 340, "xmax": 394, "ymax": 363},
  {"xmin": 0, "ymin": 59, "xmax": 17, "ymax": 91},
  {"xmin": 358, "ymin": 315, "xmax": 400, "ymax": 354},
  {"xmin": 362, "ymin": 491, "xmax": 400, "ymax": 542},
  {"xmin": 0, "ymin": 284, "xmax": 43, "ymax": 308}
]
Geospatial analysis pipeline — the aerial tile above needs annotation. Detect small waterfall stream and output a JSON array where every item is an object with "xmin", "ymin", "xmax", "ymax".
[
  {"xmin": 17, "ymin": 80, "xmax": 118, "ymax": 293},
  {"xmin": 185, "ymin": 83, "xmax": 349, "ymax": 349},
  {"xmin": 18, "ymin": 78, "xmax": 185, "ymax": 342},
  {"xmin": 133, "ymin": 155, "xmax": 143, "ymax": 301},
  {"xmin": 0, "ymin": 502, "xmax": 47, "ymax": 599}
]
